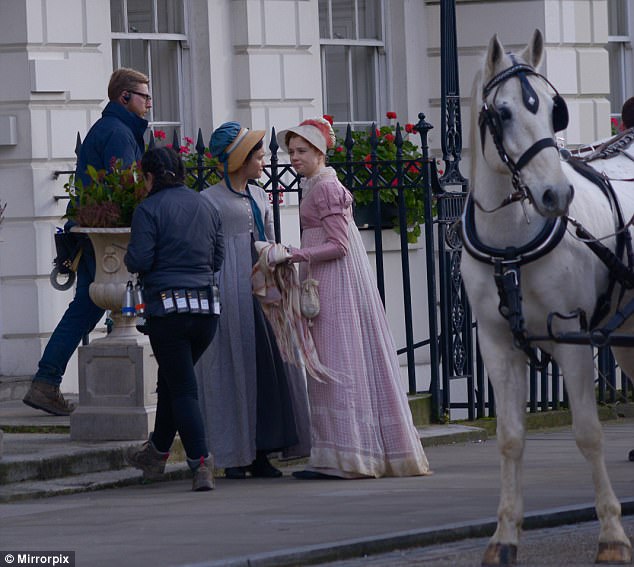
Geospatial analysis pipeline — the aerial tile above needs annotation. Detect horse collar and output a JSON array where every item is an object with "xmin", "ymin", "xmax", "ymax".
[{"xmin": 460, "ymin": 193, "xmax": 568, "ymax": 266}]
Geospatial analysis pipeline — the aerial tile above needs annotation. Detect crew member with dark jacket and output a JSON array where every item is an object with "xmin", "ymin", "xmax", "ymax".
[
  {"xmin": 23, "ymin": 68, "xmax": 151, "ymax": 416},
  {"xmin": 124, "ymin": 147, "xmax": 224, "ymax": 492}
]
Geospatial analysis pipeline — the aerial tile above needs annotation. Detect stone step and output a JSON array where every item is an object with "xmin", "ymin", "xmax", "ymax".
[
  {"xmin": 0, "ymin": 375, "xmax": 31, "ymax": 403},
  {"xmin": 408, "ymin": 393, "xmax": 432, "ymax": 427},
  {"xmin": 0, "ymin": 462, "xmax": 190, "ymax": 503}
]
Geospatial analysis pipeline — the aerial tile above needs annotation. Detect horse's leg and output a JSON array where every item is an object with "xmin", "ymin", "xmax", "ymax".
[
  {"xmin": 559, "ymin": 345, "xmax": 631, "ymax": 564},
  {"xmin": 479, "ymin": 330, "xmax": 528, "ymax": 567}
]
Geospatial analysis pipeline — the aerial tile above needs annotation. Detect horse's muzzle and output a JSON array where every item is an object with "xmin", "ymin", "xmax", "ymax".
[{"xmin": 541, "ymin": 183, "xmax": 574, "ymax": 216}]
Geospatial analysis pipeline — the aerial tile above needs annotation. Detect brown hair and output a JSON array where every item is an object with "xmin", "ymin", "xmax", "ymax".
[{"xmin": 107, "ymin": 68, "xmax": 150, "ymax": 101}]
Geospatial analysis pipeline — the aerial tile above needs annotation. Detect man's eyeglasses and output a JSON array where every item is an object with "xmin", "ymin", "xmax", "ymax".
[{"xmin": 129, "ymin": 90, "xmax": 152, "ymax": 103}]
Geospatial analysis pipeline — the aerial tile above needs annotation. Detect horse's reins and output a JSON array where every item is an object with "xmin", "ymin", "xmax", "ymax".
[{"xmin": 463, "ymin": 57, "xmax": 634, "ymax": 357}]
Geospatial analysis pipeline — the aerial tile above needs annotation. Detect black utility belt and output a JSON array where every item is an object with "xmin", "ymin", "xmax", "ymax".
[{"xmin": 160, "ymin": 288, "xmax": 213, "ymax": 315}]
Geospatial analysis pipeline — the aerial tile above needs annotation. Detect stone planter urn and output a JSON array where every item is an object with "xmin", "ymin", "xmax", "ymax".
[{"xmin": 69, "ymin": 227, "xmax": 157, "ymax": 441}]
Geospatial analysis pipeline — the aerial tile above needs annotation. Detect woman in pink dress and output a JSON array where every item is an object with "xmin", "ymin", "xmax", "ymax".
[{"xmin": 276, "ymin": 118, "xmax": 430, "ymax": 480}]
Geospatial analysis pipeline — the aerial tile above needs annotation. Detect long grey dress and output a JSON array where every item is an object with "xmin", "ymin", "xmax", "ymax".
[{"xmin": 195, "ymin": 182, "xmax": 311, "ymax": 469}]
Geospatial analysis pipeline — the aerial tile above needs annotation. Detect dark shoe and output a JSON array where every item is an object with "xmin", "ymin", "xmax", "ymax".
[
  {"xmin": 191, "ymin": 457, "xmax": 214, "ymax": 492},
  {"xmin": 125, "ymin": 440, "xmax": 169, "ymax": 481},
  {"xmin": 249, "ymin": 452, "xmax": 282, "ymax": 478},
  {"xmin": 23, "ymin": 381, "xmax": 75, "ymax": 416},
  {"xmin": 224, "ymin": 466, "xmax": 247, "ymax": 479},
  {"xmin": 292, "ymin": 470, "xmax": 342, "ymax": 480}
]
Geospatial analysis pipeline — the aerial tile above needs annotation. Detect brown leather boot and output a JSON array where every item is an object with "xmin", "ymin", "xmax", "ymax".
[
  {"xmin": 23, "ymin": 381, "xmax": 75, "ymax": 416},
  {"xmin": 125, "ymin": 440, "xmax": 169, "ymax": 481}
]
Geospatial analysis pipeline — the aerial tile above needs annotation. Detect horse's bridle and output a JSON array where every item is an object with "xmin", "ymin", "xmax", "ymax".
[{"xmin": 477, "ymin": 56, "xmax": 569, "ymax": 212}]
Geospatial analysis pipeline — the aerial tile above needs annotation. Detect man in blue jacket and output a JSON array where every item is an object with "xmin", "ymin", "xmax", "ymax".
[{"xmin": 23, "ymin": 68, "xmax": 151, "ymax": 415}]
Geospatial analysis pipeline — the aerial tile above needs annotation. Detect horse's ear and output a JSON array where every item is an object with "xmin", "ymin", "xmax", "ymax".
[
  {"xmin": 520, "ymin": 29, "xmax": 544, "ymax": 69},
  {"xmin": 485, "ymin": 34, "xmax": 505, "ymax": 79}
]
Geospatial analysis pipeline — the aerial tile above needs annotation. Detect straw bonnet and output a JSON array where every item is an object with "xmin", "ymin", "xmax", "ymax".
[
  {"xmin": 209, "ymin": 122, "xmax": 265, "ymax": 173},
  {"xmin": 276, "ymin": 117, "xmax": 336, "ymax": 155}
]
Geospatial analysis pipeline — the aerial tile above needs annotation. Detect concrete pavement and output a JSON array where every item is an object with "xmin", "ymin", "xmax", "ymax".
[{"xmin": 1, "ymin": 399, "xmax": 633, "ymax": 567}]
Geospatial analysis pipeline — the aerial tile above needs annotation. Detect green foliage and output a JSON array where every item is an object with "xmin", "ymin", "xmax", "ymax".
[
  {"xmin": 326, "ymin": 115, "xmax": 429, "ymax": 244},
  {"xmin": 65, "ymin": 159, "xmax": 147, "ymax": 227},
  {"xmin": 154, "ymin": 131, "xmax": 222, "ymax": 190}
]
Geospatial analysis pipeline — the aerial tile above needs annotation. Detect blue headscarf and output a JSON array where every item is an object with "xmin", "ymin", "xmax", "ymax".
[{"xmin": 210, "ymin": 122, "xmax": 266, "ymax": 241}]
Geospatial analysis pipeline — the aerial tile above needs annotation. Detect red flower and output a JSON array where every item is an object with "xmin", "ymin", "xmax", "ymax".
[
  {"xmin": 184, "ymin": 136, "xmax": 194, "ymax": 146},
  {"xmin": 179, "ymin": 146, "xmax": 191, "ymax": 155},
  {"xmin": 205, "ymin": 151, "xmax": 212, "ymax": 159},
  {"xmin": 154, "ymin": 129, "xmax": 166, "ymax": 140},
  {"xmin": 386, "ymin": 111, "xmax": 397, "ymax": 120},
  {"xmin": 364, "ymin": 154, "xmax": 372, "ymax": 162},
  {"xmin": 375, "ymin": 129, "xmax": 381, "ymax": 138},
  {"xmin": 335, "ymin": 146, "xmax": 344, "ymax": 153},
  {"xmin": 166, "ymin": 144, "xmax": 173, "ymax": 149},
  {"xmin": 384, "ymin": 133, "xmax": 395, "ymax": 144},
  {"xmin": 323, "ymin": 114, "xmax": 334, "ymax": 125},
  {"xmin": 405, "ymin": 123, "xmax": 415, "ymax": 134}
]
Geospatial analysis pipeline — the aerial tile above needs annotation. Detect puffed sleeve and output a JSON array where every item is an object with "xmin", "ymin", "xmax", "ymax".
[{"xmin": 290, "ymin": 179, "xmax": 353, "ymax": 264}]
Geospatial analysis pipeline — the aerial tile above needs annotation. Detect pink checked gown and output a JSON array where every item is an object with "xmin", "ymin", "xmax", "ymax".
[{"xmin": 293, "ymin": 167, "xmax": 430, "ymax": 478}]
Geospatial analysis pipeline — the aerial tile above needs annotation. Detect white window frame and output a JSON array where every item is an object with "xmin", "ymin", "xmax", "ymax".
[
  {"xmin": 607, "ymin": 0, "xmax": 632, "ymax": 123},
  {"xmin": 319, "ymin": 0, "xmax": 388, "ymax": 131},
  {"xmin": 110, "ymin": 0, "xmax": 188, "ymax": 138}
]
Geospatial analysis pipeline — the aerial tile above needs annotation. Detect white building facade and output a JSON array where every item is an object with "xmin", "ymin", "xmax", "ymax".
[{"xmin": 0, "ymin": 0, "xmax": 627, "ymax": 394}]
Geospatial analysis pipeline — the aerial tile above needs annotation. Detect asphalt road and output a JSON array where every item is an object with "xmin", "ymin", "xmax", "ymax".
[{"xmin": 318, "ymin": 514, "xmax": 634, "ymax": 566}]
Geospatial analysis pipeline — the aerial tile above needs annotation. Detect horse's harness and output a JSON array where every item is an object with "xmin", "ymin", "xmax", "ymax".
[{"xmin": 462, "ymin": 58, "xmax": 634, "ymax": 366}]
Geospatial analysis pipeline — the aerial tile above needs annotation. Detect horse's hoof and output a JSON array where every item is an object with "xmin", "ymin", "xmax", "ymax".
[
  {"xmin": 482, "ymin": 543, "xmax": 518, "ymax": 566},
  {"xmin": 595, "ymin": 541, "xmax": 632, "ymax": 564}
]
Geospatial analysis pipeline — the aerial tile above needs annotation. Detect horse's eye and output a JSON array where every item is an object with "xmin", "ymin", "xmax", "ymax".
[{"xmin": 499, "ymin": 107, "xmax": 512, "ymax": 122}]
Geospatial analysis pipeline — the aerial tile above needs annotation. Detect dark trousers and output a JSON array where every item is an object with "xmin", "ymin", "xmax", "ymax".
[
  {"xmin": 148, "ymin": 314, "xmax": 217, "ymax": 460},
  {"xmin": 35, "ymin": 250, "xmax": 104, "ymax": 387}
]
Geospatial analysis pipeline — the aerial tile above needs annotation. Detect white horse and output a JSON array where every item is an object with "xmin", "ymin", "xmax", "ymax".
[{"xmin": 461, "ymin": 29, "xmax": 634, "ymax": 566}]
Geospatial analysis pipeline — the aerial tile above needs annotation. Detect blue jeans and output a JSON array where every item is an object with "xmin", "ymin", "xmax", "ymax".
[
  {"xmin": 34, "ymin": 250, "xmax": 105, "ymax": 387},
  {"xmin": 148, "ymin": 314, "xmax": 217, "ymax": 460}
]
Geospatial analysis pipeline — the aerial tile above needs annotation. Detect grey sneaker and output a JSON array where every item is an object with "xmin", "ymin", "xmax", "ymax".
[
  {"xmin": 191, "ymin": 456, "xmax": 214, "ymax": 492},
  {"xmin": 125, "ymin": 441, "xmax": 169, "ymax": 481},
  {"xmin": 23, "ymin": 381, "xmax": 76, "ymax": 416}
]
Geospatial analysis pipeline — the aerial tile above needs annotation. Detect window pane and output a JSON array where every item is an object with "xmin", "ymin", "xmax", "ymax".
[
  {"xmin": 127, "ymin": 0, "xmax": 154, "ymax": 33},
  {"xmin": 357, "ymin": 0, "xmax": 381, "ymax": 40},
  {"xmin": 331, "ymin": 0, "xmax": 355, "ymax": 40},
  {"xmin": 324, "ymin": 45, "xmax": 351, "ymax": 122},
  {"xmin": 110, "ymin": 0, "xmax": 125, "ymax": 33},
  {"xmin": 323, "ymin": 45, "xmax": 377, "ymax": 124},
  {"xmin": 150, "ymin": 41, "xmax": 180, "ymax": 124},
  {"xmin": 319, "ymin": 0, "xmax": 330, "ymax": 39},
  {"xmin": 607, "ymin": 42, "xmax": 625, "ymax": 113},
  {"xmin": 114, "ymin": 39, "xmax": 149, "ymax": 75},
  {"xmin": 157, "ymin": 0, "xmax": 184, "ymax": 33},
  {"xmin": 351, "ymin": 46, "xmax": 375, "ymax": 122},
  {"xmin": 608, "ymin": 0, "xmax": 628, "ymax": 36}
]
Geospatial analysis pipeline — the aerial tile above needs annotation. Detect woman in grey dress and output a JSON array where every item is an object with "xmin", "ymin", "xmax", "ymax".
[{"xmin": 195, "ymin": 122, "xmax": 310, "ymax": 478}]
